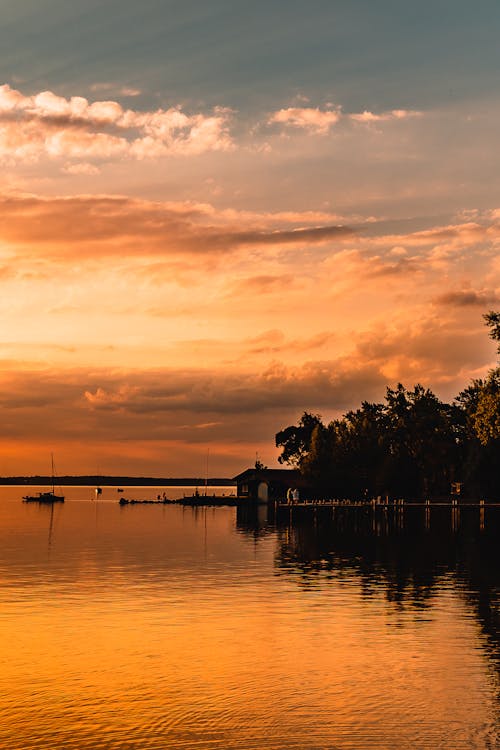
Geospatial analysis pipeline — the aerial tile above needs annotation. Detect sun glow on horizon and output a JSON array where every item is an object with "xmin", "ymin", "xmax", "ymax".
[{"xmin": 1, "ymin": 3, "xmax": 499, "ymax": 473}]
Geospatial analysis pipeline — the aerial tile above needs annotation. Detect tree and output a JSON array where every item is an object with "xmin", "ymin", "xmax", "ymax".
[
  {"xmin": 341, "ymin": 402, "xmax": 388, "ymax": 495},
  {"xmin": 273, "ymin": 314, "xmax": 500, "ymax": 499},
  {"xmin": 452, "ymin": 311, "xmax": 500, "ymax": 495},
  {"xmin": 473, "ymin": 368, "xmax": 500, "ymax": 445},
  {"xmin": 275, "ymin": 412, "xmax": 323, "ymax": 466},
  {"xmin": 484, "ymin": 311, "xmax": 500, "ymax": 354},
  {"xmin": 300, "ymin": 422, "xmax": 334, "ymax": 494},
  {"xmin": 384, "ymin": 384, "xmax": 458, "ymax": 496},
  {"xmin": 456, "ymin": 370, "xmax": 500, "ymax": 496}
]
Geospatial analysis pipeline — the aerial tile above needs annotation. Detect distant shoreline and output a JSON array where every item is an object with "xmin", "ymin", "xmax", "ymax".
[{"xmin": 0, "ymin": 476, "xmax": 235, "ymax": 487}]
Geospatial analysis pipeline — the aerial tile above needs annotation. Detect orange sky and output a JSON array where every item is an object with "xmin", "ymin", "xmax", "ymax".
[{"xmin": 1, "ymin": 3, "xmax": 500, "ymax": 475}]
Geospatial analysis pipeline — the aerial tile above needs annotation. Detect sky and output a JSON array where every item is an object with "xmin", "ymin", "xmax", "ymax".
[{"xmin": 1, "ymin": 0, "xmax": 500, "ymax": 477}]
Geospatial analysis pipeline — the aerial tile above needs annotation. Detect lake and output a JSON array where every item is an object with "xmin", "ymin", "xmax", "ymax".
[{"xmin": 0, "ymin": 487, "xmax": 498, "ymax": 749}]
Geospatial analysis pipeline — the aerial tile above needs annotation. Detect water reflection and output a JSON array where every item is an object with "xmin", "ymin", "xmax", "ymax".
[
  {"xmin": 238, "ymin": 504, "xmax": 500, "ymax": 677},
  {"xmin": 0, "ymin": 498, "xmax": 498, "ymax": 749}
]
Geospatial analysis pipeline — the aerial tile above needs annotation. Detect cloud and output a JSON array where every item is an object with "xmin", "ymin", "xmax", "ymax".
[
  {"xmin": 0, "ymin": 313, "xmax": 493, "ymax": 446},
  {"xmin": 244, "ymin": 330, "xmax": 337, "ymax": 356},
  {"xmin": 0, "ymin": 83, "xmax": 233, "ymax": 163},
  {"xmin": 0, "ymin": 83, "xmax": 426, "ymax": 170},
  {"xmin": 433, "ymin": 289, "xmax": 500, "ymax": 307},
  {"xmin": 2, "ymin": 193, "xmax": 500, "ymax": 317},
  {"xmin": 0, "ymin": 361, "xmax": 386, "ymax": 456},
  {"xmin": 267, "ymin": 105, "xmax": 422, "ymax": 134},
  {"xmin": 340, "ymin": 220, "xmax": 500, "ymax": 275},
  {"xmin": 268, "ymin": 107, "xmax": 341, "ymax": 134},
  {"xmin": 350, "ymin": 109, "xmax": 422, "ymax": 123},
  {"xmin": 78, "ymin": 361, "xmax": 387, "ymax": 416},
  {"xmin": 353, "ymin": 318, "xmax": 490, "ymax": 378},
  {"xmin": 0, "ymin": 192, "xmax": 354, "ymax": 259},
  {"xmin": 90, "ymin": 82, "xmax": 141, "ymax": 97},
  {"xmin": 62, "ymin": 162, "xmax": 101, "ymax": 175},
  {"xmin": 233, "ymin": 274, "xmax": 297, "ymax": 294},
  {"xmin": 318, "ymin": 218, "xmax": 500, "ymax": 290},
  {"xmin": 0, "ymin": 298, "xmax": 496, "ymax": 474}
]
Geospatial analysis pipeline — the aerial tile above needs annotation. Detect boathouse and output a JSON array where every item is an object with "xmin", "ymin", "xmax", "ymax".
[{"xmin": 233, "ymin": 467, "xmax": 306, "ymax": 503}]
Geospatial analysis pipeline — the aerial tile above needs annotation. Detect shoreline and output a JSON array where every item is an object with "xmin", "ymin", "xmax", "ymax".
[{"xmin": 0, "ymin": 476, "xmax": 235, "ymax": 487}]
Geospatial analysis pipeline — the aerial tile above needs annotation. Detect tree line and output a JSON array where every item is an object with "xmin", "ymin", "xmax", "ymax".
[{"xmin": 275, "ymin": 313, "xmax": 500, "ymax": 499}]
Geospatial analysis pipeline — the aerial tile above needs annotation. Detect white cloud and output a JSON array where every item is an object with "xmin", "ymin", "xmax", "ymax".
[
  {"xmin": 0, "ymin": 83, "xmax": 233, "ymax": 164},
  {"xmin": 350, "ymin": 109, "xmax": 422, "ymax": 123},
  {"xmin": 268, "ymin": 106, "xmax": 341, "ymax": 134},
  {"xmin": 267, "ymin": 104, "xmax": 422, "ymax": 134}
]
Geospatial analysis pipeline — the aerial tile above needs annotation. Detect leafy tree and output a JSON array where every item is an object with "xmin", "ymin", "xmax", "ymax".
[
  {"xmin": 300, "ymin": 422, "xmax": 335, "ymax": 494},
  {"xmin": 484, "ymin": 311, "xmax": 500, "ymax": 353},
  {"xmin": 458, "ymin": 313, "xmax": 500, "ymax": 494},
  {"xmin": 274, "ymin": 312, "xmax": 500, "ymax": 500},
  {"xmin": 473, "ymin": 368, "xmax": 500, "ymax": 445},
  {"xmin": 275, "ymin": 412, "xmax": 323, "ymax": 466},
  {"xmin": 455, "ymin": 379, "xmax": 485, "ymax": 417},
  {"xmin": 384, "ymin": 384, "xmax": 458, "ymax": 496},
  {"xmin": 455, "ymin": 370, "xmax": 500, "ymax": 496},
  {"xmin": 341, "ymin": 402, "xmax": 388, "ymax": 495}
]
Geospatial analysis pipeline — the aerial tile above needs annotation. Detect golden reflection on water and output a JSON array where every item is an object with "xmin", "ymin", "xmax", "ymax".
[{"xmin": 0, "ymin": 492, "xmax": 498, "ymax": 749}]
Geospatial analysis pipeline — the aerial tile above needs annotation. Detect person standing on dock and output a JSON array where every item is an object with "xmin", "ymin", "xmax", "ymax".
[{"xmin": 287, "ymin": 487, "xmax": 293, "ymax": 504}]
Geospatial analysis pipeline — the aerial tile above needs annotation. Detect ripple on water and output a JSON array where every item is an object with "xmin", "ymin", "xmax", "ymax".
[{"xmin": 0, "ymin": 500, "xmax": 499, "ymax": 749}]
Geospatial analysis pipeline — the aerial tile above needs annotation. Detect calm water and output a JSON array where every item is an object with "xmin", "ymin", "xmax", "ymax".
[{"xmin": 0, "ymin": 487, "xmax": 499, "ymax": 749}]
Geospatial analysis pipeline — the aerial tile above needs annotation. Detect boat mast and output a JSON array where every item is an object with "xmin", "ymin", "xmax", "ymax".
[
  {"xmin": 205, "ymin": 448, "xmax": 209, "ymax": 497},
  {"xmin": 51, "ymin": 452, "xmax": 55, "ymax": 494}
]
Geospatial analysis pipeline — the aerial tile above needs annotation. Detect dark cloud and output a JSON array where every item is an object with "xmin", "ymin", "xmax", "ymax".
[
  {"xmin": 433, "ymin": 289, "xmax": 500, "ymax": 307},
  {"xmin": 0, "ymin": 310, "xmax": 495, "ymax": 473},
  {"xmin": 245, "ymin": 330, "xmax": 337, "ymax": 356},
  {"xmin": 82, "ymin": 363, "xmax": 386, "ymax": 416},
  {"xmin": 0, "ymin": 193, "xmax": 353, "ymax": 259},
  {"xmin": 355, "ymin": 316, "xmax": 494, "ymax": 375},
  {"xmin": 233, "ymin": 274, "xmax": 296, "ymax": 294},
  {"xmin": 0, "ymin": 361, "xmax": 386, "ymax": 447}
]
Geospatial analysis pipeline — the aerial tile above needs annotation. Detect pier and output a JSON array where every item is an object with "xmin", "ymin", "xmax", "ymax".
[
  {"xmin": 271, "ymin": 497, "xmax": 500, "ymax": 534},
  {"xmin": 275, "ymin": 499, "xmax": 499, "ymax": 509}
]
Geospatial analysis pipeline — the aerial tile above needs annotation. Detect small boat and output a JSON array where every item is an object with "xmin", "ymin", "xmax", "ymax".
[
  {"xmin": 23, "ymin": 454, "xmax": 65, "ymax": 503},
  {"xmin": 23, "ymin": 490, "xmax": 65, "ymax": 503}
]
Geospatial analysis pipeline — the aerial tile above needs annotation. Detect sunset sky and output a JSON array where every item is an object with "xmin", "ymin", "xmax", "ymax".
[{"xmin": 2, "ymin": 0, "xmax": 500, "ymax": 476}]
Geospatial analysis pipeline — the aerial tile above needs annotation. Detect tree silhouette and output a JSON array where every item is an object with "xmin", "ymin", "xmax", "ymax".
[{"xmin": 275, "ymin": 314, "xmax": 500, "ymax": 499}]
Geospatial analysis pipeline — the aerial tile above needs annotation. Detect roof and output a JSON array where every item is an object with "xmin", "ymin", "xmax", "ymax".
[{"xmin": 233, "ymin": 467, "xmax": 300, "ymax": 482}]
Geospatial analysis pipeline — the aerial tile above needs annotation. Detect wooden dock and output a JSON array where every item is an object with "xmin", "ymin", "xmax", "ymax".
[
  {"xmin": 275, "ymin": 499, "xmax": 500, "ymax": 509},
  {"xmin": 119, "ymin": 495, "xmax": 239, "ymax": 507},
  {"xmin": 119, "ymin": 498, "xmax": 170, "ymax": 505}
]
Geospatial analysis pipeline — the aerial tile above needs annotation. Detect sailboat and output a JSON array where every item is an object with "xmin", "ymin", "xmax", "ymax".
[
  {"xmin": 23, "ymin": 454, "xmax": 65, "ymax": 503},
  {"xmin": 179, "ymin": 449, "xmax": 237, "ymax": 505}
]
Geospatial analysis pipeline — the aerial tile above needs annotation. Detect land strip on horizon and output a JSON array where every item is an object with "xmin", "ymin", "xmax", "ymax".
[{"xmin": 0, "ymin": 476, "xmax": 235, "ymax": 486}]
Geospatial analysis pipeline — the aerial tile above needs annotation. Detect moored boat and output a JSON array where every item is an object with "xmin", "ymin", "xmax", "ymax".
[
  {"xmin": 23, "ymin": 491, "xmax": 65, "ymax": 503},
  {"xmin": 22, "ymin": 454, "xmax": 65, "ymax": 503}
]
